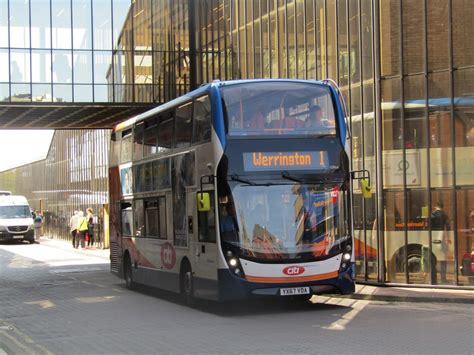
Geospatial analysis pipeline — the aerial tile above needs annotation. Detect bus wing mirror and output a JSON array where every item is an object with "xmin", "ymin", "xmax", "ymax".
[
  {"xmin": 197, "ymin": 192, "xmax": 211, "ymax": 212},
  {"xmin": 360, "ymin": 179, "xmax": 372, "ymax": 199}
]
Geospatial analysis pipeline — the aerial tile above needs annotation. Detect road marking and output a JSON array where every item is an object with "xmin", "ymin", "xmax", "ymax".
[{"xmin": 24, "ymin": 300, "xmax": 56, "ymax": 309}]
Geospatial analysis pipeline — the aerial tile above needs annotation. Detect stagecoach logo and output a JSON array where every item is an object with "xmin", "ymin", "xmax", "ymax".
[
  {"xmin": 161, "ymin": 242, "xmax": 176, "ymax": 269},
  {"xmin": 282, "ymin": 266, "xmax": 305, "ymax": 276},
  {"xmin": 243, "ymin": 151, "xmax": 329, "ymax": 172}
]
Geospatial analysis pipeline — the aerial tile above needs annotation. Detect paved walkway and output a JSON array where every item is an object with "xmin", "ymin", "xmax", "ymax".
[{"xmin": 40, "ymin": 236, "xmax": 473, "ymax": 304}]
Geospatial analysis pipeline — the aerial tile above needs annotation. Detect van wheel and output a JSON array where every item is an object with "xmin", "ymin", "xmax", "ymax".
[
  {"xmin": 180, "ymin": 263, "xmax": 195, "ymax": 307},
  {"xmin": 124, "ymin": 255, "xmax": 135, "ymax": 290}
]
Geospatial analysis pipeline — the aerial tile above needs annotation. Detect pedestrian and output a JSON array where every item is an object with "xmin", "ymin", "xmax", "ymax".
[
  {"xmin": 69, "ymin": 211, "xmax": 79, "ymax": 248},
  {"xmin": 430, "ymin": 201, "xmax": 451, "ymax": 283},
  {"xmin": 33, "ymin": 212, "xmax": 42, "ymax": 243},
  {"xmin": 76, "ymin": 211, "xmax": 88, "ymax": 249},
  {"xmin": 86, "ymin": 208, "xmax": 94, "ymax": 248}
]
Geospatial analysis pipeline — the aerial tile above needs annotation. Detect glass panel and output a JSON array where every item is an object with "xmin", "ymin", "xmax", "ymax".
[
  {"xmin": 326, "ymin": 0, "xmax": 337, "ymax": 80},
  {"xmin": 31, "ymin": 0, "xmax": 51, "ymax": 48},
  {"xmin": 134, "ymin": 51, "xmax": 153, "ymax": 83},
  {"xmin": 454, "ymin": 69, "xmax": 474, "ymax": 199},
  {"xmin": 10, "ymin": 0, "xmax": 30, "ymax": 48},
  {"xmin": 0, "ymin": 0, "xmax": 8, "ymax": 47},
  {"xmin": 380, "ymin": 0, "xmax": 400, "ymax": 77},
  {"xmin": 113, "ymin": 0, "xmax": 131, "ymax": 49},
  {"xmin": 382, "ymin": 78, "xmax": 401, "ymax": 150},
  {"xmin": 0, "ymin": 49, "xmax": 8, "ymax": 81},
  {"xmin": 134, "ymin": 0, "xmax": 152, "ymax": 51},
  {"xmin": 384, "ymin": 190, "xmax": 406, "ymax": 283},
  {"xmin": 348, "ymin": 0, "xmax": 360, "ymax": 84},
  {"xmin": 427, "ymin": 0, "xmax": 449, "ymax": 71},
  {"xmin": 52, "ymin": 50, "xmax": 73, "ymax": 83},
  {"xmin": 72, "ymin": 0, "xmax": 92, "ymax": 50},
  {"xmin": 31, "ymin": 50, "xmax": 52, "ymax": 83},
  {"xmin": 402, "ymin": 0, "xmax": 423, "ymax": 74},
  {"xmin": 430, "ymin": 190, "xmax": 455, "ymax": 285},
  {"xmin": 175, "ymin": 102, "xmax": 193, "ymax": 148},
  {"xmin": 337, "ymin": 0, "xmax": 347, "ymax": 86},
  {"xmin": 457, "ymin": 188, "xmax": 474, "ymax": 286},
  {"xmin": 73, "ymin": 84, "xmax": 93, "ymax": 102},
  {"xmin": 305, "ymin": 0, "xmax": 315, "ymax": 78},
  {"xmin": 93, "ymin": 0, "xmax": 112, "ymax": 50},
  {"xmin": 11, "ymin": 83, "xmax": 30, "ymax": 101},
  {"xmin": 52, "ymin": 0, "xmax": 72, "ymax": 49},
  {"xmin": 10, "ymin": 49, "xmax": 30, "ymax": 83},
  {"xmin": 134, "ymin": 84, "xmax": 152, "ymax": 102},
  {"xmin": 0, "ymin": 84, "xmax": 9, "ymax": 102},
  {"xmin": 361, "ymin": 0, "xmax": 373, "ymax": 81},
  {"xmin": 32, "ymin": 84, "xmax": 52, "ymax": 102},
  {"xmin": 404, "ymin": 75, "xmax": 427, "ymax": 149},
  {"xmin": 53, "ymin": 84, "xmax": 72, "ymax": 102},
  {"xmin": 407, "ymin": 189, "xmax": 430, "ymax": 284},
  {"xmin": 93, "ymin": 84, "xmax": 112, "ymax": 102},
  {"xmin": 94, "ymin": 51, "xmax": 112, "ymax": 84},
  {"xmin": 429, "ymin": 72, "xmax": 453, "ymax": 188},
  {"xmin": 73, "ymin": 51, "xmax": 93, "ymax": 84},
  {"xmin": 453, "ymin": 1, "xmax": 474, "ymax": 67},
  {"xmin": 315, "ymin": 0, "xmax": 325, "ymax": 78}
]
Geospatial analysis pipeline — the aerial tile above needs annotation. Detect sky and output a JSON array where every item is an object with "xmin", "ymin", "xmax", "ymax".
[{"xmin": 0, "ymin": 130, "xmax": 55, "ymax": 172}]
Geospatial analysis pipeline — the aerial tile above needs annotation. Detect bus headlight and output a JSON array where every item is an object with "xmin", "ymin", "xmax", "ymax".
[
  {"xmin": 229, "ymin": 258, "xmax": 238, "ymax": 267},
  {"xmin": 343, "ymin": 253, "xmax": 351, "ymax": 261},
  {"xmin": 224, "ymin": 252, "xmax": 245, "ymax": 278}
]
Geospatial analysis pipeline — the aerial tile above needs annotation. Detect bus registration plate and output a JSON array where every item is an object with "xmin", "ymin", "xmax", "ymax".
[{"xmin": 280, "ymin": 287, "xmax": 310, "ymax": 296}]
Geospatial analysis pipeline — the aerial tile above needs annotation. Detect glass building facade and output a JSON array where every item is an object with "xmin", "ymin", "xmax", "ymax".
[{"xmin": 0, "ymin": 0, "xmax": 473, "ymax": 287}]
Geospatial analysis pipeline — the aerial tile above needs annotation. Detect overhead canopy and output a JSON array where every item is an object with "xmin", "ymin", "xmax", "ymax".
[{"xmin": 0, "ymin": 103, "xmax": 157, "ymax": 129}]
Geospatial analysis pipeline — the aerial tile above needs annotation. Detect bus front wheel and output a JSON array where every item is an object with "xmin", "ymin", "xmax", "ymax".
[{"xmin": 180, "ymin": 262, "xmax": 195, "ymax": 307}]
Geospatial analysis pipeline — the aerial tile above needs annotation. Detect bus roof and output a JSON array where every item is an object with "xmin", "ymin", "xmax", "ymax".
[{"xmin": 112, "ymin": 79, "xmax": 330, "ymax": 133}]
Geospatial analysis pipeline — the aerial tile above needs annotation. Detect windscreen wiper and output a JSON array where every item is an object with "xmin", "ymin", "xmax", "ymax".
[
  {"xmin": 281, "ymin": 171, "xmax": 302, "ymax": 183},
  {"xmin": 230, "ymin": 174, "xmax": 256, "ymax": 186}
]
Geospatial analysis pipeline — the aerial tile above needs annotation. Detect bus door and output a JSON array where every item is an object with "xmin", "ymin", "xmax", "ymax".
[{"xmin": 192, "ymin": 189, "xmax": 218, "ymax": 299}]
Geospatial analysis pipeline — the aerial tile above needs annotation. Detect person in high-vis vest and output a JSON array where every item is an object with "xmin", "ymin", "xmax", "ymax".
[{"xmin": 76, "ymin": 211, "xmax": 88, "ymax": 249}]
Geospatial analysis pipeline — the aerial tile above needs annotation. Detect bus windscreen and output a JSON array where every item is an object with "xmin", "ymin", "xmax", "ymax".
[{"xmin": 220, "ymin": 82, "xmax": 337, "ymax": 136}]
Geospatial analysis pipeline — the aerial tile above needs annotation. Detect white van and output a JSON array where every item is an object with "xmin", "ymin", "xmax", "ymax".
[{"xmin": 0, "ymin": 195, "xmax": 35, "ymax": 244}]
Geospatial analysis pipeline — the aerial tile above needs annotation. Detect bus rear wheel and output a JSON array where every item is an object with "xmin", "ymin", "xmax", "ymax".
[{"xmin": 124, "ymin": 255, "xmax": 135, "ymax": 290}]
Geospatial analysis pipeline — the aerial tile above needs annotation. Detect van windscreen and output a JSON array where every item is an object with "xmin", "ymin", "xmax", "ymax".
[{"xmin": 0, "ymin": 206, "xmax": 31, "ymax": 219}]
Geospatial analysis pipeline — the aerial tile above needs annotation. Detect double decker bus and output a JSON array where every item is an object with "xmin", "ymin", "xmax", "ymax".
[{"xmin": 109, "ymin": 79, "xmax": 361, "ymax": 303}]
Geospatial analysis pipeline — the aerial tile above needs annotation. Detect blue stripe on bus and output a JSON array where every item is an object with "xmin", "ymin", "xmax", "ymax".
[
  {"xmin": 210, "ymin": 84, "xmax": 226, "ymax": 149},
  {"xmin": 329, "ymin": 86, "xmax": 347, "ymax": 146}
]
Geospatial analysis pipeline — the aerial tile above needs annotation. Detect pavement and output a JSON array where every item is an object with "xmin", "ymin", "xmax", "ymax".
[{"xmin": 39, "ymin": 236, "xmax": 473, "ymax": 305}]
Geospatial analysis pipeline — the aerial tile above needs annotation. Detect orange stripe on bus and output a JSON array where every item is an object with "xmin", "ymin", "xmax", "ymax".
[{"xmin": 245, "ymin": 271, "xmax": 338, "ymax": 284}]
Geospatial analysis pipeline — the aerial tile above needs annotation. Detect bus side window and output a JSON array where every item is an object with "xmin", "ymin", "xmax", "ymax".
[
  {"xmin": 158, "ymin": 113, "xmax": 175, "ymax": 152},
  {"xmin": 175, "ymin": 102, "xmax": 193, "ymax": 148},
  {"xmin": 133, "ymin": 122, "xmax": 144, "ymax": 160},
  {"xmin": 121, "ymin": 202, "xmax": 133, "ymax": 236},
  {"xmin": 193, "ymin": 95, "xmax": 211, "ymax": 144},
  {"xmin": 198, "ymin": 191, "xmax": 216, "ymax": 243},
  {"xmin": 134, "ymin": 199, "xmax": 145, "ymax": 237}
]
